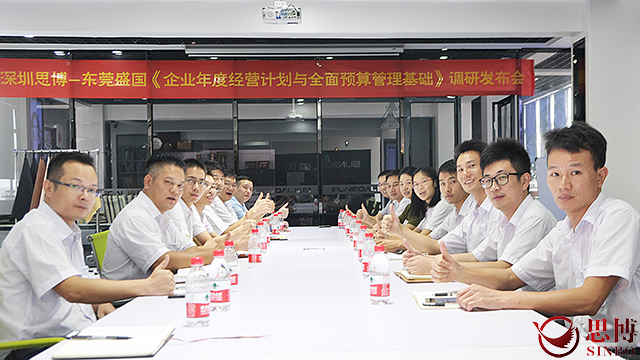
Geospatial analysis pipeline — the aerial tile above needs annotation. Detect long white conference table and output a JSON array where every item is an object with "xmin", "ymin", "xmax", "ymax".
[{"xmin": 35, "ymin": 227, "xmax": 604, "ymax": 360}]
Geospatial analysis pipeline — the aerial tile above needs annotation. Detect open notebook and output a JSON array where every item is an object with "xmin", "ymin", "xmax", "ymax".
[{"xmin": 52, "ymin": 326, "xmax": 175, "ymax": 359}]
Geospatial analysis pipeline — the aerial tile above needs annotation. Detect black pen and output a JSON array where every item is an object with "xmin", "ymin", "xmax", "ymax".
[
  {"xmin": 71, "ymin": 335, "xmax": 131, "ymax": 340},
  {"xmin": 434, "ymin": 291, "xmax": 456, "ymax": 296},
  {"xmin": 422, "ymin": 303, "xmax": 446, "ymax": 307}
]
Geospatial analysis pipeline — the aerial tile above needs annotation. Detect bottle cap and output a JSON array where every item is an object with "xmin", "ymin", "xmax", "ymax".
[
  {"xmin": 213, "ymin": 249, "xmax": 224, "ymax": 257},
  {"xmin": 374, "ymin": 245, "xmax": 385, "ymax": 252},
  {"xmin": 360, "ymin": 224, "xmax": 367, "ymax": 230},
  {"xmin": 252, "ymin": 228, "xmax": 259, "ymax": 233},
  {"xmin": 191, "ymin": 256, "xmax": 204, "ymax": 266},
  {"xmin": 355, "ymin": 219, "xmax": 362, "ymax": 224},
  {"xmin": 225, "ymin": 240, "xmax": 234, "ymax": 247},
  {"xmin": 365, "ymin": 232, "xmax": 374, "ymax": 238},
  {"xmin": 339, "ymin": 209, "xmax": 344, "ymax": 213}
]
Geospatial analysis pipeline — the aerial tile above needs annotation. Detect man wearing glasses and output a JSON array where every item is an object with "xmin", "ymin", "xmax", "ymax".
[
  {"xmin": 166, "ymin": 159, "xmax": 234, "ymax": 248},
  {"xmin": 408, "ymin": 139, "xmax": 557, "ymax": 278},
  {"xmin": 0, "ymin": 153, "xmax": 175, "ymax": 359}
]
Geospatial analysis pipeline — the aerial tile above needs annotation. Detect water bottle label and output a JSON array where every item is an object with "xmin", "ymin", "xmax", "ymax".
[
  {"xmin": 272, "ymin": 228, "xmax": 280, "ymax": 235},
  {"xmin": 229, "ymin": 266, "xmax": 239, "ymax": 285},
  {"xmin": 210, "ymin": 280, "xmax": 231, "ymax": 303},
  {"xmin": 186, "ymin": 293, "xmax": 210, "ymax": 318},
  {"xmin": 249, "ymin": 253, "xmax": 262, "ymax": 263},
  {"xmin": 230, "ymin": 273, "xmax": 238, "ymax": 285},
  {"xmin": 362, "ymin": 261, "xmax": 370, "ymax": 273},
  {"xmin": 369, "ymin": 275, "xmax": 390, "ymax": 297},
  {"xmin": 358, "ymin": 248, "xmax": 362, "ymax": 258},
  {"xmin": 261, "ymin": 242, "xmax": 268, "ymax": 251}
]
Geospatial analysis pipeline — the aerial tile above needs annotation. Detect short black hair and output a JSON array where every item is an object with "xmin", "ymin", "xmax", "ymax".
[
  {"xmin": 378, "ymin": 170, "xmax": 391, "ymax": 179},
  {"xmin": 146, "ymin": 153, "xmax": 186, "ymax": 177},
  {"xmin": 410, "ymin": 166, "xmax": 441, "ymax": 219},
  {"xmin": 223, "ymin": 169, "xmax": 237, "ymax": 180},
  {"xmin": 237, "ymin": 175, "xmax": 253, "ymax": 183},
  {"xmin": 184, "ymin": 158, "xmax": 206, "ymax": 174},
  {"xmin": 544, "ymin": 121, "xmax": 607, "ymax": 170},
  {"xmin": 399, "ymin": 166, "xmax": 417, "ymax": 178},
  {"xmin": 480, "ymin": 139, "xmax": 531, "ymax": 179},
  {"xmin": 386, "ymin": 169, "xmax": 400, "ymax": 180},
  {"xmin": 47, "ymin": 152, "xmax": 95, "ymax": 182},
  {"xmin": 202, "ymin": 160, "xmax": 223, "ymax": 175},
  {"xmin": 438, "ymin": 159, "xmax": 457, "ymax": 176},
  {"xmin": 454, "ymin": 139, "xmax": 487, "ymax": 162}
]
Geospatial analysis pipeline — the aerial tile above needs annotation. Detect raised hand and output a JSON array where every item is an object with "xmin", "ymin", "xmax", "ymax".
[
  {"xmin": 431, "ymin": 240, "xmax": 461, "ymax": 283},
  {"xmin": 402, "ymin": 239, "xmax": 421, "ymax": 266},
  {"xmin": 147, "ymin": 255, "xmax": 175, "ymax": 296},
  {"xmin": 380, "ymin": 206, "xmax": 401, "ymax": 235}
]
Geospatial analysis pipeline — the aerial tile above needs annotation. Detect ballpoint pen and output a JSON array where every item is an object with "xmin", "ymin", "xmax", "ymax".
[
  {"xmin": 422, "ymin": 303, "xmax": 446, "ymax": 307},
  {"xmin": 434, "ymin": 291, "xmax": 457, "ymax": 296},
  {"xmin": 70, "ymin": 335, "xmax": 132, "ymax": 340}
]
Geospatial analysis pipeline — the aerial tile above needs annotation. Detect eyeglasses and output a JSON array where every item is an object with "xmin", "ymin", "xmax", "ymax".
[
  {"xmin": 50, "ymin": 180, "xmax": 101, "ymax": 197},
  {"xmin": 185, "ymin": 177, "xmax": 209, "ymax": 188},
  {"xmin": 479, "ymin": 173, "xmax": 520, "ymax": 189},
  {"xmin": 412, "ymin": 178, "xmax": 432, "ymax": 189},
  {"xmin": 224, "ymin": 182, "xmax": 238, "ymax": 189}
]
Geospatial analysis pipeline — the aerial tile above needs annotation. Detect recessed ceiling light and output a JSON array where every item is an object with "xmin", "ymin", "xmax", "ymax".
[
  {"xmin": 54, "ymin": 51, "xmax": 66, "ymax": 57},
  {"xmin": 24, "ymin": 35, "xmax": 34, "ymax": 38},
  {"xmin": 210, "ymin": 56, "xmax": 218, "ymax": 60},
  {"xmin": 441, "ymin": 48, "xmax": 448, "ymax": 51},
  {"xmin": 326, "ymin": 56, "xmax": 334, "ymax": 60},
  {"xmin": 447, "ymin": 96, "xmax": 456, "ymax": 99},
  {"xmin": 297, "ymin": 98, "xmax": 304, "ymax": 103},
  {"xmin": 535, "ymin": 77, "xmax": 539, "ymax": 81},
  {"xmin": 112, "ymin": 50, "xmax": 123, "ymax": 56},
  {"xmin": 439, "ymin": 55, "xmax": 449, "ymax": 60}
]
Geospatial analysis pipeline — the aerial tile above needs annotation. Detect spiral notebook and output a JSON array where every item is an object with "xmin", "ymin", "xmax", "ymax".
[{"xmin": 52, "ymin": 326, "xmax": 175, "ymax": 359}]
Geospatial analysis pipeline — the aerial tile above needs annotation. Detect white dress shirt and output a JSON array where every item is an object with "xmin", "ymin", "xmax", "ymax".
[
  {"xmin": 428, "ymin": 195, "xmax": 476, "ymax": 240},
  {"xmin": 472, "ymin": 195, "xmax": 557, "ymax": 264},
  {"xmin": 166, "ymin": 198, "xmax": 207, "ymax": 241},
  {"xmin": 416, "ymin": 200, "xmax": 455, "ymax": 232},
  {"xmin": 512, "ymin": 194, "xmax": 640, "ymax": 348},
  {"xmin": 0, "ymin": 202, "xmax": 95, "ymax": 349},
  {"xmin": 439, "ymin": 196, "xmax": 501, "ymax": 254},
  {"xmin": 392, "ymin": 197, "xmax": 411, "ymax": 217},
  {"xmin": 103, "ymin": 191, "xmax": 194, "ymax": 281},
  {"xmin": 213, "ymin": 197, "xmax": 239, "ymax": 227},
  {"xmin": 203, "ymin": 203, "xmax": 229, "ymax": 235}
]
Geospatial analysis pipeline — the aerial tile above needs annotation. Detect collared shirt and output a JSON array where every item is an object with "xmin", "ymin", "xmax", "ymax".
[
  {"xmin": 379, "ymin": 202, "xmax": 391, "ymax": 216},
  {"xmin": 512, "ymin": 194, "xmax": 640, "ymax": 348},
  {"xmin": 391, "ymin": 197, "xmax": 411, "ymax": 217},
  {"xmin": 0, "ymin": 202, "xmax": 95, "ymax": 347},
  {"xmin": 166, "ymin": 198, "xmax": 207, "ymax": 241},
  {"xmin": 229, "ymin": 196, "xmax": 248, "ymax": 219},
  {"xmin": 213, "ymin": 197, "xmax": 239, "ymax": 227},
  {"xmin": 103, "ymin": 191, "xmax": 194, "ymax": 281},
  {"xmin": 416, "ymin": 200, "xmax": 455, "ymax": 232},
  {"xmin": 472, "ymin": 195, "xmax": 557, "ymax": 264},
  {"xmin": 428, "ymin": 195, "xmax": 476, "ymax": 240},
  {"xmin": 203, "ymin": 203, "xmax": 229, "ymax": 235},
  {"xmin": 439, "ymin": 196, "xmax": 501, "ymax": 254}
]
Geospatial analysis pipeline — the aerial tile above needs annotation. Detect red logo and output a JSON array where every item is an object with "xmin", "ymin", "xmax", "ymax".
[{"xmin": 534, "ymin": 316, "xmax": 580, "ymax": 357}]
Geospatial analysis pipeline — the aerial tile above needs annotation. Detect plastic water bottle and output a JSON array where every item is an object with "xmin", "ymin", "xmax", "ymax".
[
  {"xmin": 185, "ymin": 256, "xmax": 210, "ymax": 327},
  {"xmin": 270, "ymin": 212, "xmax": 281, "ymax": 239},
  {"xmin": 248, "ymin": 227, "xmax": 262, "ymax": 268},
  {"xmin": 356, "ymin": 224, "xmax": 367, "ymax": 261},
  {"xmin": 209, "ymin": 249, "xmax": 231, "ymax": 312},
  {"xmin": 258, "ymin": 220, "xmax": 269, "ymax": 248},
  {"xmin": 338, "ymin": 209, "xmax": 345, "ymax": 230},
  {"xmin": 369, "ymin": 245, "xmax": 390, "ymax": 305},
  {"xmin": 224, "ymin": 240, "xmax": 239, "ymax": 289},
  {"xmin": 361, "ymin": 232, "xmax": 375, "ymax": 278},
  {"xmin": 352, "ymin": 220, "xmax": 362, "ymax": 251}
]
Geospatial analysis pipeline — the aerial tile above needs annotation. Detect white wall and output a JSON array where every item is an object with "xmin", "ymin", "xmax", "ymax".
[
  {"xmin": 436, "ymin": 103, "xmax": 455, "ymax": 165},
  {"xmin": 586, "ymin": 0, "xmax": 640, "ymax": 210},
  {"xmin": 0, "ymin": 1, "xmax": 585, "ymax": 38}
]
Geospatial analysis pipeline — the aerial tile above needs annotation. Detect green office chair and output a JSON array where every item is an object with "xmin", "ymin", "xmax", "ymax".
[
  {"xmin": 87, "ymin": 230, "xmax": 109, "ymax": 274},
  {"xmin": 0, "ymin": 337, "xmax": 65, "ymax": 355}
]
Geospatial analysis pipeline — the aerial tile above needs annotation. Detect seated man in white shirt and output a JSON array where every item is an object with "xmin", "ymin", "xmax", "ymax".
[
  {"xmin": 165, "ymin": 158, "xmax": 246, "ymax": 249},
  {"xmin": 408, "ymin": 139, "xmax": 557, "ymax": 276},
  {"xmin": 445, "ymin": 122, "xmax": 640, "ymax": 352},
  {"xmin": 0, "ymin": 153, "xmax": 174, "ymax": 360},
  {"xmin": 103, "ymin": 154, "xmax": 223, "ymax": 281},
  {"xmin": 356, "ymin": 169, "xmax": 407, "ymax": 228},
  {"xmin": 213, "ymin": 170, "xmax": 242, "ymax": 227},
  {"xmin": 381, "ymin": 159, "xmax": 473, "ymax": 250}
]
